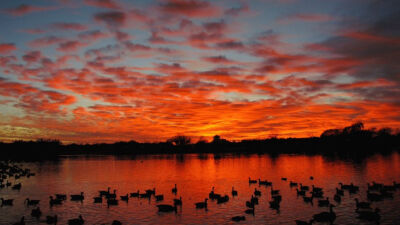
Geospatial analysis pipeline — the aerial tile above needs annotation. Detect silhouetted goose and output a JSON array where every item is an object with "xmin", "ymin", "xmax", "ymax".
[
  {"xmin": 312, "ymin": 185, "xmax": 322, "ymax": 193},
  {"xmin": 269, "ymin": 199, "xmax": 280, "ymax": 210},
  {"xmin": 297, "ymin": 189, "xmax": 306, "ymax": 196},
  {"xmin": 349, "ymin": 183, "xmax": 359, "ymax": 194},
  {"xmin": 145, "ymin": 188, "xmax": 156, "ymax": 196},
  {"xmin": 172, "ymin": 184, "xmax": 177, "ymax": 194},
  {"xmin": 246, "ymin": 201, "xmax": 255, "ymax": 208},
  {"xmin": 13, "ymin": 216, "xmax": 25, "ymax": 225},
  {"xmin": 112, "ymin": 220, "xmax": 122, "ymax": 225},
  {"xmin": 157, "ymin": 204, "xmax": 177, "ymax": 213},
  {"xmin": 217, "ymin": 195, "xmax": 229, "ymax": 204},
  {"xmin": 356, "ymin": 208, "xmax": 380, "ymax": 222},
  {"xmin": 254, "ymin": 188, "xmax": 261, "ymax": 196},
  {"xmin": 249, "ymin": 177, "xmax": 257, "ymax": 184},
  {"xmin": 209, "ymin": 187, "xmax": 221, "ymax": 200},
  {"xmin": 355, "ymin": 198, "xmax": 371, "ymax": 209},
  {"xmin": 46, "ymin": 215, "xmax": 57, "ymax": 224},
  {"xmin": 300, "ymin": 183, "xmax": 309, "ymax": 191},
  {"xmin": 232, "ymin": 187, "xmax": 238, "ymax": 196},
  {"xmin": 55, "ymin": 194, "xmax": 66, "ymax": 200},
  {"xmin": 1, "ymin": 198, "xmax": 13, "ymax": 206},
  {"xmin": 106, "ymin": 190, "xmax": 117, "ymax": 199},
  {"xmin": 232, "ymin": 216, "xmax": 246, "ymax": 222},
  {"xmin": 281, "ymin": 177, "xmax": 287, "ymax": 181},
  {"xmin": 318, "ymin": 197, "xmax": 330, "ymax": 207},
  {"xmin": 367, "ymin": 191, "xmax": 383, "ymax": 201},
  {"xmin": 25, "ymin": 198, "xmax": 40, "ymax": 206},
  {"xmin": 272, "ymin": 195, "xmax": 282, "ymax": 202},
  {"xmin": 121, "ymin": 194, "xmax": 129, "ymax": 202},
  {"xmin": 31, "ymin": 207, "xmax": 42, "ymax": 218},
  {"xmin": 295, "ymin": 219, "xmax": 314, "ymax": 225},
  {"xmin": 334, "ymin": 194, "xmax": 341, "ymax": 203},
  {"xmin": 174, "ymin": 196, "xmax": 182, "ymax": 205},
  {"xmin": 12, "ymin": 183, "xmax": 21, "ymax": 190},
  {"xmin": 99, "ymin": 187, "xmax": 110, "ymax": 196},
  {"xmin": 310, "ymin": 176, "xmax": 314, "ymax": 180},
  {"xmin": 311, "ymin": 191, "xmax": 323, "ymax": 198},
  {"xmin": 393, "ymin": 181, "xmax": 400, "ymax": 189},
  {"xmin": 251, "ymin": 195, "xmax": 259, "ymax": 205},
  {"xmin": 93, "ymin": 196, "xmax": 102, "ymax": 203},
  {"xmin": 107, "ymin": 198, "xmax": 118, "ymax": 206},
  {"xmin": 336, "ymin": 188, "xmax": 344, "ymax": 196},
  {"xmin": 380, "ymin": 189, "xmax": 394, "ymax": 198},
  {"xmin": 130, "ymin": 190, "xmax": 139, "ymax": 197},
  {"xmin": 271, "ymin": 186, "xmax": 280, "ymax": 195},
  {"xmin": 195, "ymin": 198, "xmax": 208, "ymax": 209},
  {"xmin": 68, "ymin": 215, "xmax": 84, "ymax": 225},
  {"xmin": 290, "ymin": 181, "xmax": 298, "ymax": 187},
  {"xmin": 71, "ymin": 192, "xmax": 84, "ymax": 201},
  {"xmin": 139, "ymin": 192, "xmax": 151, "ymax": 199},
  {"xmin": 312, "ymin": 204, "xmax": 336, "ymax": 223},
  {"xmin": 245, "ymin": 207, "xmax": 254, "ymax": 215},
  {"xmin": 339, "ymin": 182, "xmax": 352, "ymax": 190},
  {"xmin": 49, "ymin": 196, "xmax": 62, "ymax": 206},
  {"xmin": 258, "ymin": 179, "xmax": 272, "ymax": 186},
  {"xmin": 303, "ymin": 196, "xmax": 313, "ymax": 204},
  {"xmin": 155, "ymin": 195, "xmax": 164, "ymax": 201}
]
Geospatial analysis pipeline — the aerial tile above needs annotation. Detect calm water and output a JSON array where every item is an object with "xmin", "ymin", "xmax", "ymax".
[{"xmin": 1, "ymin": 153, "xmax": 400, "ymax": 225}]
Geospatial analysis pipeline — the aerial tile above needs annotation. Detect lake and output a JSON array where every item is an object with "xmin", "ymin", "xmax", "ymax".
[{"xmin": 1, "ymin": 153, "xmax": 400, "ymax": 224}]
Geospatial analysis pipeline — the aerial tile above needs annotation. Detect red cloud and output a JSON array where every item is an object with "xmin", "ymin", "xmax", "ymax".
[
  {"xmin": 202, "ymin": 55, "xmax": 235, "ymax": 64},
  {"xmin": 0, "ymin": 43, "xmax": 16, "ymax": 54},
  {"xmin": 158, "ymin": 0, "xmax": 221, "ymax": 18},
  {"xmin": 51, "ymin": 23, "xmax": 88, "ymax": 31},
  {"xmin": 84, "ymin": 0, "xmax": 120, "ymax": 9},
  {"xmin": 278, "ymin": 13, "xmax": 333, "ymax": 24},
  {"xmin": 94, "ymin": 11, "xmax": 126, "ymax": 27},
  {"xmin": 5, "ymin": 4, "xmax": 56, "ymax": 16}
]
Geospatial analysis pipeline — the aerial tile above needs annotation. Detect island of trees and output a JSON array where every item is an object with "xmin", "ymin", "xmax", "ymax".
[{"xmin": 0, "ymin": 122, "xmax": 399, "ymax": 159}]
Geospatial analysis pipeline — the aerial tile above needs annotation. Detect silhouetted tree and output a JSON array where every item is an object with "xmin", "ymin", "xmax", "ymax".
[{"xmin": 167, "ymin": 135, "xmax": 191, "ymax": 146}]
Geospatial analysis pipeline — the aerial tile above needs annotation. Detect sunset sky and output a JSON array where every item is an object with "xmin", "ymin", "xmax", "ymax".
[{"xmin": 0, "ymin": 0, "xmax": 399, "ymax": 143}]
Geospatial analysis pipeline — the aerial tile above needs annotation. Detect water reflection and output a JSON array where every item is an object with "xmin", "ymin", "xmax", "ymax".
[{"xmin": 1, "ymin": 153, "xmax": 400, "ymax": 224}]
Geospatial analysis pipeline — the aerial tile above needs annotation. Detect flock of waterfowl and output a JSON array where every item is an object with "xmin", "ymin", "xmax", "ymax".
[{"xmin": 1, "ymin": 160, "xmax": 400, "ymax": 224}]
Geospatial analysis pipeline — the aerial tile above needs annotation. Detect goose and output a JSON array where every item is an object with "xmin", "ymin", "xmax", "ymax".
[
  {"xmin": 318, "ymin": 197, "xmax": 330, "ymax": 207},
  {"xmin": 174, "ymin": 196, "xmax": 182, "ymax": 205},
  {"xmin": 99, "ymin": 187, "xmax": 110, "ymax": 196},
  {"xmin": 355, "ymin": 198, "xmax": 371, "ymax": 209},
  {"xmin": 245, "ymin": 207, "xmax": 254, "ymax": 215},
  {"xmin": 13, "ymin": 216, "xmax": 25, "ymax": 225},
  {"xmin": 106, "ymin": 190, "xmax": 117, "ymax": 199},
  {"xmin": 112, "ymin": 220, "xmax": 122, "ymax": 225},
  {"xmin": 25, "ymin": 198, "xmax": 40, "ymax": 206},
  {"xmin": 295, "ymin": 219, "xmax": 314, "ymax": 225},
  {"xmin": 130, "ymin": 190, "xmax": 139, "ymax": 197},
  {"xmin": 251, "ymin": 195, "xmax": 259, "ymax": 205},
  {"xmin": 259, "ymin": 179, "xmax": 272, "ymax": 186},
  {"xmin": 217, "ymin": 195, "xmax": 229, "ymax": 204},
  {"xmin": 312, "ymin": 185, "xmax": 322, "ymax": 193},
  {"xmin": 254, "ymin": 188, "xmax": 261, "ymax": 196},
  {"xmin": 249, "ymin": 177, "xmax": 257, "ymax": 184},
  {"xmin": 296, "ymin": 189, "xmax": 306, "ymax": 196},
  {"xmin": 139, "ymin": 192, "xmax": 151, "ymax": 199},
  {"xmin": 367, "ymin": 191, "xmax": 383, "ymax": 201},
  {"xmin": 55, "ymin": 194, "xmax": 66, "ymax": 200},
  {"xmin": 300, "ymin": 184, "xmax": 309, "ymax": 191},
  {"xmin": 120, "ymin": 194, "xmax": 129, "ymax": 202},
  {"xmin": 339, "ymin": 182, "xmax": 352, "ymax": 190},
  {"xmin": 336, "ymin": 188, "xmax": 344, "ymax": 196},
  {"xmin": 356, "ymin": 208, "xmax": 380, "ymax": 222},
  {"xmin": 269, "ymin": 199, "xmax": 280, "ymax": 210},
  {"xmin": 380, "ymin": 189, "xmax": 394, "ymax": 198},
  {"xmin": 312, "ymin": 191, "xmax": 323, "ymax": 198},
  {"xmin": 281, "ymin": 177, "xmax": 287, "ymax": 181},
  {"xmin": 246, "ymin": 201, "xmax": 255, "ymax": 208},
  {"xmin": 70, "ymin": 192, "xmax": 84, "ymax": 201},
  {"xmin": 93, "ymin": 196, "xmax": 102, "ymax": 203},
  {"xmin": 349, "ymin": 183, "xmax": 359, "ymax": 194},
  {"xmin": 272, "ymin": 195, "xmax": 282, "ymax": 202},
  {"xmin": 232, "ymin": 187, "xmax": 238, "ymax": 196},
  {"xmin": 290, "ymin": 181, "xmax": 298, "ymax": 187},
  {"xmin": 333, "ymin": 194, "xmax": 341, "ymax": 203},
  {"xmin": 1, "ymin": 198, "xmax": 13, "ymax": 206},
  {"xmin": 49, "ymin": 196, "xmax": 62, "ymax": 206},
  {"xmin": 107, "ymin": 198, "xmax": 118, "ymax": 206},
  {"xmin": 310, "ymin": 176, "xmax": 314, "ymax": 180},
  {"xmin": 31, "ymin": 207, "xmax": 42, "ymax": 218},
  {"xmin": 393, "ymin": 181, "xmax": 400, "ymax": 189},
  {"xmin": 313, "ymin": 204, "xmax": 336, "ymax": 223},
  {"xmin": 46, "ymin": 215, "xmax": 57, "ymax": 224},
  {"xmin": 157, "ymin": 204, "xmax": 177, "ymax": 213},
  {"xmin": 209, "ymin": 187, "xmax": 221, "ymax": 200},
  {"xmin": 68, "ymin": 215, "xmax": 84, "ymax": 225},
  {"xmin": 172, "ymin": 184, "xmax": 177, "ymax": 194},
  {"xmin": 145, "ymin": 188, "xmax": 156, "ymax": 196},
  {"xmin": 303, "ymin": 196, "xmax": 313, "ymax": 204},
  {"xmin": 232, "ymin": 216, "xmax": 246, "ymax": 222},
  {"xmin": 271, "ymin": 186, "xmax": 280, "ymax": 195},
  {"xmin": 195, "ymin": 198, "xmax": 208, "ymax": 209},
  {"xmin": 155, "ymin": 195, "xmax": 164, "ymax": 201},
  {"xmin": 12, "ymin": 183, "xmax": 22, "ymax": 190}
]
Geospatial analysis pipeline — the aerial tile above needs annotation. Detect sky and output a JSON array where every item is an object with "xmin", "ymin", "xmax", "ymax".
[{"xmin": 0, "ymin": 0, "xmax": 399, "ymax": 143}]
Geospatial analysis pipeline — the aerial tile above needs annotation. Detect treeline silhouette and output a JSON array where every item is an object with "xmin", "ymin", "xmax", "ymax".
[{"xmin": 1, "ymin": 122, "xmax": 399, "ymax": 159}]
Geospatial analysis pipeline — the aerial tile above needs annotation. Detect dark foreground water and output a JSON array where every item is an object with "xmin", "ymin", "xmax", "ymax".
[{"xmin": 1, "ymin": 153, "xmax": 400, "ymax": 225}]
